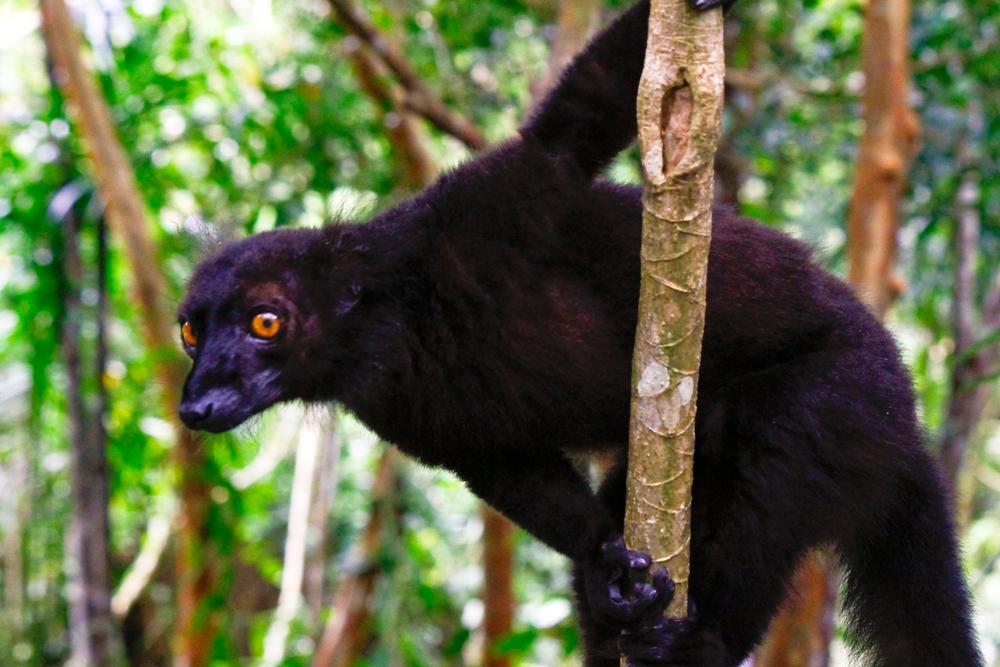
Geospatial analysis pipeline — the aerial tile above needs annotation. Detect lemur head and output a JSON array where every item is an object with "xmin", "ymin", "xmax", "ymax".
[{"xmin": 177, "ymin": 227, "xmax": 362, "ymax": 432}]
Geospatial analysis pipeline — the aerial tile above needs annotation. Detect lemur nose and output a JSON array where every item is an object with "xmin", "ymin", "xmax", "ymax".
[{"xmin": 180, "ymin": 401, "xmax": 213, "ymax": 426}]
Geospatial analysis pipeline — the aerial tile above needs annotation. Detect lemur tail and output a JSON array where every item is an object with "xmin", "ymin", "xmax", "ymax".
[
  {"xmin": 521, "ymin": 0, "xmax": 650, "ymax": 178},
  {"xmin": 841, "ymin": 457, "xmax": 982, "ymax": 666}
]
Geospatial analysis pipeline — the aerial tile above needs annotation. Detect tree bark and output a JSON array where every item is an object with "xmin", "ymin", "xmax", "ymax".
[
  {"xmin": 37, "ymin": 1, "xmax": 220, "ymax": 664},
  {"xmin": 623, "ymin": 0, "xmax": 724, "ymax": 620},
  {"xmin": 760, "ymin": 2, "xmax": 919, "ymax": 663}
]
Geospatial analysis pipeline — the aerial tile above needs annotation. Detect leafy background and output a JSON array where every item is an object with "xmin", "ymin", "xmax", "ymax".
[{"xmin": 0, "ymin": 0, "xmax": 998, "ymax": 664}]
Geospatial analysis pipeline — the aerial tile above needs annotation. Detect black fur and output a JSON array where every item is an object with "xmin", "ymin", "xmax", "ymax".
[{"xmin": 178, "ymin": 2, "xmax": 981, "ymax": 664}]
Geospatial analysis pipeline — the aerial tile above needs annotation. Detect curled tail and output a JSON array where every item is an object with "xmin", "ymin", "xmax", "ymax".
[
  {"xmin": 842, "ymin": 457, "xmax": 982, "ymax": 666},
  {"xmin": 521, "ymin": 0, "xmax": 650, "ymax": 178}
]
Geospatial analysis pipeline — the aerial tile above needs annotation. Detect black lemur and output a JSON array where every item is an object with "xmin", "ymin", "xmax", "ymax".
[{"xmin": 177, "ymin": 1, "xmax": 981, "ymax": 664}]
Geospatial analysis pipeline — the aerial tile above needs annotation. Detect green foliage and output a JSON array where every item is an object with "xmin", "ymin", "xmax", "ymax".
[{"xmin": 0, "ymin": 0, "xmax": 998, "ymax": 664}]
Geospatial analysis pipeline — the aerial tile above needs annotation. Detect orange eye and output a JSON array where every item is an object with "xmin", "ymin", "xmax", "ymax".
[
  {"xmin": 250, "ymin": 312, "xmax": 281, "ymax": 339},
  {"xmin": 181, "ymin": 321, "xmax": 198, "ymax": 348}
]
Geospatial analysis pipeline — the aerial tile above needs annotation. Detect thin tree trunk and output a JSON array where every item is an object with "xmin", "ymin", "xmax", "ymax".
[
  {"xmin": 262, "ymin": 418, "xmax": 326, "ymax": 666},
  {"xmin": 759, "ymin": 2, "xmax": 919, "ymax": 664},
  {"xmin": 62, "ymin": 204, "xmax": 118, "ymax": 667},
  {"xmin": 754, "ymin": 552, "xmax": 836, "ymax": 667},
  {"xmin": 623, "ymin": 0, "xmax": 724, "ymax": 624},
  {"xmin": 939, "ymin": 100, "xmax": 1000, "ymax": 500},
  {"xmin": 37, "ymin": 2, "xmax": 220, "ymax": 664},
  {"xmin": 111, "ymin": 510, "xmax": 174, "ymax": 620},
  {"xmin": 845, "ymin": 0, "xmax": 919, "ymax": 316},
  {"xmin": 482, "ymin": 506, "xmax": 515, "ymax": 667},
  {"xmin": 305, "ymin": 421, "xmax": 343, "ymax": 620},
  {"xmin": 312, "ymin": 448, "xmax": 400, "ymax": 667}
]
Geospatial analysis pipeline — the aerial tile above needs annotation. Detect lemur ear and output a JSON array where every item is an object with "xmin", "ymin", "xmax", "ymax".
[{"xmin": 335, "ymin": 282, "xmax": 362, "ymax": 316}]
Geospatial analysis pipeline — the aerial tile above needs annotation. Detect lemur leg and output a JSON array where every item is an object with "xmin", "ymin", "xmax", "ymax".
[{"xmin": 447, "ymin": 448, "xmax": 674, "ymax": 630}]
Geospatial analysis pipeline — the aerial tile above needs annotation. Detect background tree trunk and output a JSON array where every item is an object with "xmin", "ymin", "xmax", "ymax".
[
  {"xmin": 262, "ymin": 418, "xmax": 327, "ymax": 666},
  {"xmin": 758, "ymin": 1, "xmax": 918, "ymax": 663},
  {"xmin": 37, "ymin": 1, "xmax": 220, "ymax": 663},
  {"xmin": 845, "ymin": 0, "xmax": 919, "ymax": 316},
  {"xmin": 306, "ymin": 423, "xmax": 343, "ymax": 620},
  {"xmin": 481, "ymin": 507, "xmax": 515, "ymax": 667},
  {"xmin": 61, "ymin": 203, "xmax": 118, "ymax": 666},
  {"xmin": 939, "ymin": 101, "xmax": 1000, "ymax": 508},
  {"xmin": 312, "ymin": 449, "xmax": 400, "ymax": 667},
  {"xmin": 623, "ymin": 0, "xmax": 725, "ymax": 620}
]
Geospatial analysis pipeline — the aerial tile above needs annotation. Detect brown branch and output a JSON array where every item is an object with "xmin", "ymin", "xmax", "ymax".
[
  {"xmin": 345, "ymin": 38, "xmax": 440, "ymax": 188},
  {"xmin": 482, "ymin": 506, "xmax": 515, "ymax": 667},
  {"xmin": 845, "ymin": 0, "xmax": 920, "ymax": 317},
  {"xmin": 328, "ymin": 0, "xmax": 488, "ymax": 151},
  {"xmin": 755, "ymin": 553, "xmax": 836, "ymax": 667},
  {"xmin": 38, "ymin": 1, "xmax": 219, "ymax": 663}
]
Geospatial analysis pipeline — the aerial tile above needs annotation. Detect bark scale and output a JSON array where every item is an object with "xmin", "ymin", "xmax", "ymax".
[{"xmin": 624, "ymin": 0, "xmax": 724, "ymax": 618}]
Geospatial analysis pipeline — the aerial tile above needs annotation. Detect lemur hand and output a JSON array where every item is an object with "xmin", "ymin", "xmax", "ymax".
[{"xmin": 583, "ymin": 537, "xmax": 675, "ymax": 627}]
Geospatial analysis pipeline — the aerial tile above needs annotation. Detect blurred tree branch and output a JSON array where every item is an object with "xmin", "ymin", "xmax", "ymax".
[{"xmin": 328, "ymin": 0, "xmax": 488, "ymax": 150}]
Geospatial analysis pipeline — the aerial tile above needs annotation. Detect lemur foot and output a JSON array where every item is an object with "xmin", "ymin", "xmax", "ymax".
[{"xmin": 583, "ymin": 537, "xmax": 675, "ymax": 626}]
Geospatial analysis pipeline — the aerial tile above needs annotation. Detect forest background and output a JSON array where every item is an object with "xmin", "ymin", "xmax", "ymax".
[{"xmin": 1, "ymin": 0, "xmax": 998, "ymax": 665}]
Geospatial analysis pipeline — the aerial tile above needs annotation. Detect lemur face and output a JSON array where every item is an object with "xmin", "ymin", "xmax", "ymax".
[
  {"xmin": 177, "ymin": 272, "xmax": 302, "ymax": 432},
  {"xmin": 176, "ymin": 231, "xmax": 326, "ymax": 433}
]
